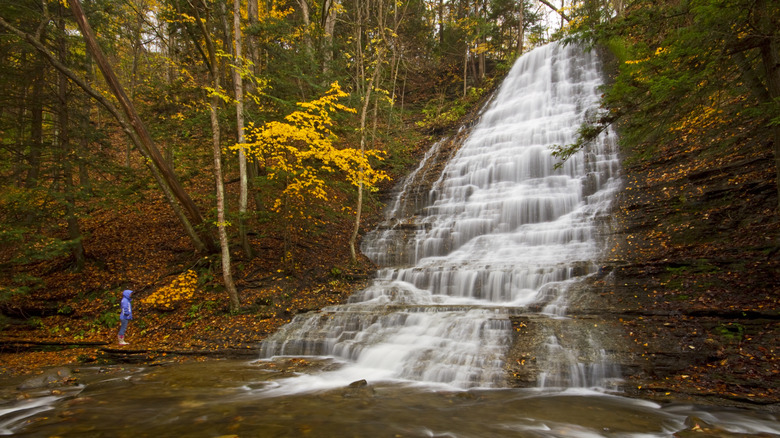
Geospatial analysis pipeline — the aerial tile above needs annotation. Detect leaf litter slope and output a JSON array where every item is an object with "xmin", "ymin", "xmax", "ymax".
[{"xmin": 0, "ymin": 170, "xmax": 379, "ymax": 376}]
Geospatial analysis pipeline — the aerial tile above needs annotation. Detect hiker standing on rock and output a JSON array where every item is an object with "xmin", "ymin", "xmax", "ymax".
[{"xmin": 118, "ymin": 289, "xmax": 133, "ymax": 345}]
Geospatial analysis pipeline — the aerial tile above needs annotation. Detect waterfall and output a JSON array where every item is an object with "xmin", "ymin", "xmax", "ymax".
[{"xmin": 260, "ymin": 42, "xmax": 622, "ymax": 391}]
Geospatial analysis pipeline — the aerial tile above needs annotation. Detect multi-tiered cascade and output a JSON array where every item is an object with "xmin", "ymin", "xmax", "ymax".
[{"xmin": 260, "ymin": 42, "xmax": 622, "ymax": 391}]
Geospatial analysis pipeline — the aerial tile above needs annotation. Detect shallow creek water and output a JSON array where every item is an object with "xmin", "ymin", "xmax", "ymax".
[{"xmin": 1, "ymin": 359, "xmax": 779, "ymax": 437}]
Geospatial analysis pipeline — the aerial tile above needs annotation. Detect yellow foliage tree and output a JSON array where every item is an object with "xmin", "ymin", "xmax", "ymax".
[
  {"xmin": 141, "ymin": 270, "xmax": 198, "ymax": 311},
  {"xmin": 231, "ymin": 82, "xmax": 389, "ymax": 262}
]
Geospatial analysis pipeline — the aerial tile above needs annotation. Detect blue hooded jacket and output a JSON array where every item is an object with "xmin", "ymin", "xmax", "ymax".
[{"xmin": 120, "ymin": 290, "xmax": 133, "ymax": 320}]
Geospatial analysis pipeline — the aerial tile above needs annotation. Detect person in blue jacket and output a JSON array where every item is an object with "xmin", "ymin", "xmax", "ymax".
[{"xmin": 118, "ymin": 289, "xmax": 133, "ymax": 345}]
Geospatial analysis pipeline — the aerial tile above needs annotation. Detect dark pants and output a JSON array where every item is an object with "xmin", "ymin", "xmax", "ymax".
[{"xmin": 118, "ymin": 319, "xmax": 129, "ymax": 337}]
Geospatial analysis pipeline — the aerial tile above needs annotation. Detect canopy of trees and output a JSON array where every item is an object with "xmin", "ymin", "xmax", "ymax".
[
  {"xmin": 1, "ymin": 0, "xmax": 776, "ymax": 311},
  {"xmin": 0, "ymin": 0, "xmax": 559, "ymax": 309}
]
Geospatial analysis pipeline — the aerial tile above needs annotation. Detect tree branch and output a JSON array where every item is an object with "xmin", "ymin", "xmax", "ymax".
[{"xmin": 538, "ymin": 0, "xmax": 570, "ymax": 23}]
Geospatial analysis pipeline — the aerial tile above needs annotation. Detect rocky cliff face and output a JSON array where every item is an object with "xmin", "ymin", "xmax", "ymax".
[{"xmin": 527, "ymin": 124, "xmax": 780, "ymax": 407}]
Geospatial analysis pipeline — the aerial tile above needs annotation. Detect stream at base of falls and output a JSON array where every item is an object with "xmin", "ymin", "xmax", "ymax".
[{"xmin": 1, "ymin": 359, "xmax": 779, "ymax": 437}]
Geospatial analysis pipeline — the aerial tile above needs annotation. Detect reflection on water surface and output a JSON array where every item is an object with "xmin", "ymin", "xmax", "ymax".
[{"xmin": 1, "ymin": 359, "xmax": 778, "ymax": 437}]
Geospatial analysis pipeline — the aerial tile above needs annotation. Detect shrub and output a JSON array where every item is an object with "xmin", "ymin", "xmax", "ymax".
[{"xmin": 141, "ymin": 270, "xmax": 198, "ymax": 311}]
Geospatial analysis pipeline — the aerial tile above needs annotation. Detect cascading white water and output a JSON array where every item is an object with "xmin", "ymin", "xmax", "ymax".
[{"xmin": 260, "ymin": 42, "xmax": 622, "ymax": 391}]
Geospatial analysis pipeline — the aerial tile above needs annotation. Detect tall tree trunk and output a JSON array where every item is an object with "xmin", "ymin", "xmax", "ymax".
[
  {"xmin": 247, "ymin": 0, "xmax": 260, "ymax": 76},
  {"xmin": 13, "ymin": 72, "xmax": 27, "ymax": 187},
  {"xmin": 759, "ymin": 39, "xmax": 780, "ymax": 209},
  {"xmin": 516, "ymin": 2, "xmax": 525, "ymax": 55},
  {"xmin": 194, "ymin": 0, "xmax": 241, "ymax": 312},
  {"xmin": 78, "ymin": 140, "xmax": 92, "ymax": 194},
  {"xmin": 353, "ymin": 0, "xmax": 365, "ymax": 97},
  {"xmin": 126, "ymin": 11, "xmax": 142, "ymax": 168},
  {"xmin": 478, "ymin": 0, "xmax": 485, "ymax": 79},
  {"xmin": 63, "ymin": 0, "xmax": 217, "ymax": 253},
  {"xmin": 463, "ymin": 45, "xmax": 468, "ymax": 97},
  {"xmin": 560, "ymin": 0, "xmax": 565, "ymax": 28},
  {"xmin": 210, "ymin": 91, "xmax": 240, "ymax": 311},
  {"xmin": 387, "ymin": 0, "xmax": 402, "ymax": 131},
  {"xmin": 57, "ymin": 7, "xmax": 85, "ymax": 270},
  {"xmin": 232, "ymin": 0, "xmax": 252, "ymax": 258},
  {"xmin": 245, "ymin": 0, "xmax": 266, "ymax": 212},
  {"xmin": 388, "ymin": 53, "xmax": 402, "ymax": 130},
  {"xmin": 80, "ymin": 48, "xmax": 94, "ymax": 194},
  {"xmin": 438, "ymin": 0, "xmax": 444, "ymax": 46},
  {"xmin": 348, "ymin": 0, "xmax": 370, "ymax": 263},
  {"xmin": 752, "ymin": 0, "xmax": 780, "ymax": 209},
  {"xmin": 322, "ymin": 0, "xmax": 338, "ymax": 76},
  {"xmin": 165, "ymin": 21, "xmax": 176, "ymax": 85},
  {"xmin": 371, "ymin": 93, "xmax": 379, "ymax": 146},
  {"xmin": 296, "ymin": 0, "xmax": 314, "ymax": 61},
  {"xmin": 470, "ymin": 48, "xmax": 478, "ymax": 83},
  {"xmin": 349, "ymin": 52, "xmax": 384, "ymax": 263},
  {"xmin": 26, "ymin": 67, "xmax": 44, "ymax": 189}
]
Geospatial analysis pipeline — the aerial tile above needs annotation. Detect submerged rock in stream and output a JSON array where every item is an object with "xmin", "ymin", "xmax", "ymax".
[{"xmin": 17, "ymin": 367, "xmax": 73, "ymax": 390}]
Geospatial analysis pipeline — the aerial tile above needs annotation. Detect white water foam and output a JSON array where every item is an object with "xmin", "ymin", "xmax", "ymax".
[{"xmin": 260, "ymin": 41, "xmax": 621, "ymax": 393}]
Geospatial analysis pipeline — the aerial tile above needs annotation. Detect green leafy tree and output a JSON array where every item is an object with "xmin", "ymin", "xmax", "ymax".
[{"xmin": 555, "ymin": 0, "xmax": 780, "ymax": 207}]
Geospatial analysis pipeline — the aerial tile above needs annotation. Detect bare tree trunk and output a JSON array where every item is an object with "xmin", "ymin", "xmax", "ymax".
[
  {"xmin": 753, "ymin": 0, "xmax": 780, "ymax": 209},
  {"xmin": 57, "ymin": 6, "xmax": 85, "ymax": 271},
  {"xmin": 12, "ymin": 72, "xmax": 27, "ymax": 187},
  {"xmin": 387, "ymin": 0, "xmax": 403, "ymax": 131},
  {"xmin": 245, "ymin": 0, "xmax": 266, "ymax": 211},
  {"xmin": 193, "ymin": 0, "xmax": 241, "ymax": 312},
  {"xmin": 78, "ymin": 143, "xmax": 92, "ymax": 194},
  {"xmin": 759, "ymin": 39, "xmax": 780, "ymax": 209},
  {"xmin": 353, "ymin": 0, "xmax": 365, "ymax": 97},
  {"xmin": 26, "ymin": 67, "xmax": 44, "ymax": 189},
  {"xmin": 349, "ymin": 52, "xmax": 384, "ymax": 263},
  {"xmin": 210, "ymin": 93, "xmax": 240, "ymax": 311},
  {"xmin": 322, "ymin": 0, "xmax": 338, "ymax": 76},
  {"xmin": 126, "ymin": 10, "xmax": 142, "ymax": 168},
  {"xmin": 349, "ymin": 0, "xmax": 407, "ymax": 261},
  {"xmin": 371, "ymin": 93, "xmax": 379, "ymax": 145},
  {"xmin": 612, "ymin": 0, "xmax": 624, "ymax": 17},
  {"xmin": 517, "ymin": 2, "xmax": 525, "ymax": 55},
  {"xmin": 348, "ymin": 0, "xmax": 373, "ymax": 263},
  {"xmin": 232, "ymin": 0, "xmax": 252, "ymax": 258},
  {"xmin": 246, "ymin": 0, "xmax": 260, "ymax": 75},
  {"xmin": 400, "ymin": 71, "xmax": 406, "ymax": 125},
  {"xmin": 470, "ymin": 49, "xmax": 478, "ymax": 83},
  {"xmin": 463, "ymin": 46, "xmax": 468, "ymax": 97},
  {"xmin": 296, "ymin": 0, "xmax": 314, "ymax": 60},
  {"xmin": 478, "ymin": 0, "xmax": 485, "ymax": 79},
  {"xmin": 219, "ymin": 0, "xmax": 252, "ymax": 258},
  {"xmin": 438, "ymin": 0, "xmax": 444, "ymax": 46},
  {"xmin": 387, "ymin": 54, "xmax": 402, "ymax": 129}
]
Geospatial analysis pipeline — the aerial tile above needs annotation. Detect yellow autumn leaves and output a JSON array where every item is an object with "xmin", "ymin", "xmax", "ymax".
[
  {"xmin": 229, "ymin": 82, "xmax": 389, "ymax": 218},
  {"xmin": 142, "ymin": 270, "xmax": 198, "ymax": 311}
]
